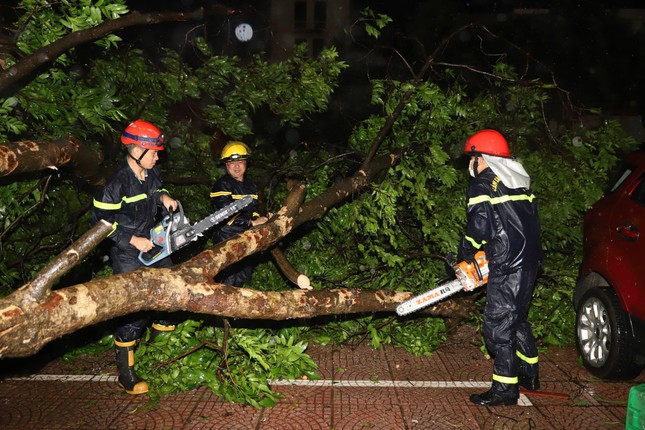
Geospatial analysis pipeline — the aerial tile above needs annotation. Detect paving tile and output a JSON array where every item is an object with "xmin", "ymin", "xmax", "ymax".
[
  {"xmin": 333, "ymin": 385, "xmax": 402, "ymax": 407},
  {"xmin": 185, "ymin": 398, "xmax": 262, "ymax": 429},
  {"xmin": 332, "ymin": 404, "xmax": 406, "ymax": 430},
  {"xmin": 531, "ymin": 405, "xmax": 625, "ymax": 429},
  {"xmin": 302, "ymin": 343, "xmax": 334, "ymax": 380},
  {"xmin": 542, "ymin": 345, "xmax": 580, "ymax": 363},
  {"xmin": 397, "ymin": 389, "xmax": 481, "ymax": 429},
  {"xmin": 273, "ymin": 384, "xmax": 334, "ymax": 406},
  {"xmin": 469, "ymin": 406, "xmax": 558, "ymax": 430},
  {"xmin": 258, "ymin": 403, "xmax": 331, "ymax": 429},
  {"xmin": 4, "ymin": 379, "xmax": 86, "ymax": 399},
  {"xmin": 2, "ymin": 325, "xmax": 644, "ymax": 430},
  {"xmin": 331, "ymin": 344, "xmax": 392, "ymax": 382},
  {"xmin": 385, "ymin": 347, "xmax": 450, "ymax": 381},
  {"xmin": 0, "ymin": 379, "xmax": 26, "ymax": 397},
  {"xmin": 438, "ymin": 348, "xmax": 492, "ymax": 382},
  {"xmin": 76, "ymin": 379, "xmax": 129, "ymax": 397},
  {"xmin": 106, "ymin": 399, "xmax": 202, "ymax": 430},
  {"xmin": 0, "ymin": 396, "xmax": 51, "ymax": 430},
  {"xmin": 581, "ymin": 380, "xmax": 634, "ymax": 405},
  {"xmin": 31, "ymin": 396, "xmax": 132, "ymax": 429}
]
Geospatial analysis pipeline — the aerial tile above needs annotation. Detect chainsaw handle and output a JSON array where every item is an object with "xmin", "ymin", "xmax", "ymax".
[
  {"xmin": 138, "ymin": 201, "xmax": 183, "ymax": 266},
  {"xmin": 471, "ymin": 257, "xmax": 484, "ymax": 283},
  {"xmin": 138, "ymin": 246, "xmax": 171, "ymax": 266}
]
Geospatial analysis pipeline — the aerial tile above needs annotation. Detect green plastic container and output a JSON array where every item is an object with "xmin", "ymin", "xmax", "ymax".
[{"xmin": 626, "ymin": 384, "xmax": 645, "ymax": 430}]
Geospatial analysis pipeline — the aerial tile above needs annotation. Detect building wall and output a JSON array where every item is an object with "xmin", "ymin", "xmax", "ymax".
[{"xmin": 270, "ymin": 0, "xmax": 350, "ymax": 61}]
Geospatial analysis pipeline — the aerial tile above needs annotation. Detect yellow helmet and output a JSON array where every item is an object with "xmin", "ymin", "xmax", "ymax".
[{"xmin": 220, "ymin": 141, "xmax": 250, "ymax": 162}]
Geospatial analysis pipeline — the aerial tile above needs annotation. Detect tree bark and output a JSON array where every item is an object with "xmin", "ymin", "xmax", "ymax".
[
  {"xmin": 271, "ymin": 248, "xmax": 311, "ymax": 290},
  {"xmin": 0, "ymin": 152, "xmax": 470, "ymax": 359},
  {"xmin": 0, "ymin": 135, "xmax": 107, "ymax": 186}
]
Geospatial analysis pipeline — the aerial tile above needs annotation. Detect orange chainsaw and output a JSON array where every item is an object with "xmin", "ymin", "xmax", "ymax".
[{"xmin": 396, "ymin": 251, "xmax": 489, "ymax": 316}]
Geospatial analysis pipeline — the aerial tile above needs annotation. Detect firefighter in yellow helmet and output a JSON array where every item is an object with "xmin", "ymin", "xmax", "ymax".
[
  {"xmin": 92, "ymin": 120, "xmax": 178, "ymax": 395},
  {"xmin": 459, "ymin": 129, "xmax": 543, "ymax": 406},
  {"xmin": 209, "ymin": 141, "xmax": 270, "ymax": 286}
]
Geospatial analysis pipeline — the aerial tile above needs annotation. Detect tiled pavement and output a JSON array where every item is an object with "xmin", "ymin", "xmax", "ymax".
[{"xmin": 1, "ymin": 325, "xmax": 643, "ymax": 429}]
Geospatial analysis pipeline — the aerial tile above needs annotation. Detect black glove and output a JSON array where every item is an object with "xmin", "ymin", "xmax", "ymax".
[{"xmin": 445, "ymin": 251, "xmax": 457, "ymax": 268}]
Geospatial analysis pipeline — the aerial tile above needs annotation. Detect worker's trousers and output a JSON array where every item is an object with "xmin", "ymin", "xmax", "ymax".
[
  {"xmin": 110, "ymin": 246, "xmax": 175, "ymax": 342},
  {"xmin": 483, "ymin": 266, "xmax": 539, "ymax": 396}
]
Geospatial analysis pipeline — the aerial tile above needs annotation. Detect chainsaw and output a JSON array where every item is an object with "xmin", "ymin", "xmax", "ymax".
[
  {"xmin": 396, "ymin": 250, "xmax": 489, "ymax": 316},
  {"xmin": 138, "ymin": 196, "xmax": 253, "ymax": 266}
]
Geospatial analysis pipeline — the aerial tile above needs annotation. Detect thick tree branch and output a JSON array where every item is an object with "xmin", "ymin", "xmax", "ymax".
[
  {"xmin": 297, "ymin": 152, "xmax": 399, "ymax": 227},
  {"xmin": 0, "ymin": 8, "xmax": 211, "ymax": 94},
  {"xmin": 271, "ymin": 248, "xmax": 311, "ymax": 290},
  {"xmin": 0, "ymin": 135, "xmax": 107, "ymax": 186},
  {"xmin": 0, "ymin": 157, "xmax": 472, "ymax": 359},
  {"xmin": 17, "ymin": 220, "xmax": 113, "ymax": 305}
]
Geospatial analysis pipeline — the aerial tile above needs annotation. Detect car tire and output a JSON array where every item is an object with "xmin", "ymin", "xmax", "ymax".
[{"xmin": 575, "ymin": 287, "xmax": 644, "ymax": 379}]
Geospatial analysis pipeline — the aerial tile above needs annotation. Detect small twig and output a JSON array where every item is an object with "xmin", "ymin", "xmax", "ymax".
[
  {"xmin": 0, "ymin": 175, "xmax": 52, "ymax": 244},
  {"xmin": 216, "ymin": 318, "xmax": 232, "ymax": 382},
  {"xmin": 153, "ymin": 339, "xmax": 224, "ymax": 369}
]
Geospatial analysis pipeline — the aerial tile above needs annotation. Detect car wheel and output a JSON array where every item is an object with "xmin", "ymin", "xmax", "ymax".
[{"xmin": 575, "ymin": 287, "xmax": 644, "ymax": 379}]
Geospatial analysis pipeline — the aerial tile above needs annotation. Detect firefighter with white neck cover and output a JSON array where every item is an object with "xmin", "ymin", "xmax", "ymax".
[
  {"xmin": 458, "ymin": 129, "xmax": 543, "ymax": 406},
  {"xmin": 92, "ymin": 119, "xmax": 178, "ymax": 395},
  {"xmin": 210, "ymin": 141, "xmax": 269, "ymax": 287}
]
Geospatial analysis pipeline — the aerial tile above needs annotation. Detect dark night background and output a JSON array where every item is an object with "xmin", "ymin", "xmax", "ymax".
[
  {"xmin": 1, "ymin": 0, "xmax": 644, "ymax": 142},
  {"xmin": 119, "ymin": 0, "xmax": 645, "ymax": 144}
]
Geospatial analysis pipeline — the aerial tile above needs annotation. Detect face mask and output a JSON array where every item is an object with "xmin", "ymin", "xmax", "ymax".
[{"xmin": 468, "ymin": 157, "xmax": 477, "ymax": 178}]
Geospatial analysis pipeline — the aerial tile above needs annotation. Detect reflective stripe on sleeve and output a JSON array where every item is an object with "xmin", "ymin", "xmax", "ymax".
[
  {"xmin": 464, "ymin": 235, "xmax": 485, "ymax": 249},
  {"xmin": 122, "ymin": 194, "xmax": 147, "ymax": 204},
  {"xmin": 93, "ymin": 198, "xmax": 121, "ymax": 210},
  {"xmin": 468, "ymin": 193, "xmax": 535, "ymax": 207},
  {"xmin": 94, "ymin": 193, "xmax": 148, "ymax": 210},
  {"xmin": 210, "ymin": 191, "xmax": 232, "ymax": 198}
]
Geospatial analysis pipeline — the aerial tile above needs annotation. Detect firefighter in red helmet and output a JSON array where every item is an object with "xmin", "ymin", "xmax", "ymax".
[
  {"xmin": 459, "ymin": 129, "xmax": 543, "ymax": 406},
  {"xmin": 92, "ymin": 120, "xmax": 178, "ymax": 395}
]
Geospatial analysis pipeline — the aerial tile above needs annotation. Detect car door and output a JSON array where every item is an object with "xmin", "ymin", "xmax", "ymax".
[{"xmin": 612, "ymin": 173, "xmax": 645, "ymax": 320}]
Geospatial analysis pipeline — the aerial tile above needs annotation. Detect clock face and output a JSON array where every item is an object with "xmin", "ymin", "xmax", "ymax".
[{"xmin": 235, "ymin": 23, "xmax": 253, "ymax": 42}]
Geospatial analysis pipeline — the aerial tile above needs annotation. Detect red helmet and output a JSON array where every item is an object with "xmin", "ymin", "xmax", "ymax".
[
  {"xmin": 463, "ymin": 129, "xmax": 511, "ymax": 158},
  {"xmin": 121, "ymin": 120, "xmax": 165, "ymax": 151}
]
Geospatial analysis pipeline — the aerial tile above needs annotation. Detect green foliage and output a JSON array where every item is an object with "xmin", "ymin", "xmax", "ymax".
[
  {"xmin": 13, "ymin": 0, "xmax": 128, "ymax": 62},
  {"xmin": 136, "ymin": 321, "xmax": 319, "ymax": 407},
  {"xmin": 307, "ymin": 315, "xmax": 446, "ymax": 356},
  {"xmin": 0, "ymin": 10, "xmax": 347, "ymax": 287},
  {"xmin": 1, "ymin": 1, "xmax": 642, "ymax": 408},
  {"xmin": 61, "ymin": 333, "xmax": 114, "ymax": 362},
  {"xmin": 359, "ymin": 7, "xmax": 393, "ymax": 39},
  {"xmin": 0, "ymin": 0, "xmax": 130, "ymax": 142}
]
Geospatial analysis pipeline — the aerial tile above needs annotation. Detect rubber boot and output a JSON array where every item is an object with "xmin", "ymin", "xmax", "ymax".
[
  {"xmin": 115, "ymin": 339, "xmax": 148, "ymax": 395},
  {"xmin": 470, "ymin": 381, "xmax": 519, "ymax": 406},
  {"xmin": 518, "ymin": 355, "xmax": 540, "ymax": 391},
  {"xmin": 148, "ymin": 322, "xmax": 176, "ymax": 344}
]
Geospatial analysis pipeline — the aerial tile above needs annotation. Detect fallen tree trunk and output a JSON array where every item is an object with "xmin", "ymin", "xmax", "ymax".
[
  {"xmin": 0, "ymin": 45, "xmax": 464, "ymax": 358},
  {"xmin": 0, "ymin": 211, "xmax": 464, "ymax": 358},
  {"xmin": 0, "ymin": 153, "xmax": 470, "ymax": 359}
]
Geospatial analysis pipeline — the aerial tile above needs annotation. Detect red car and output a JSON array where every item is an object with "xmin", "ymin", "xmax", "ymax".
[{"xmin": 575, "ymin": 150, "xmax": 645, "ymax": 379}]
